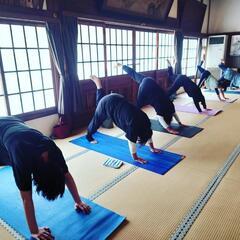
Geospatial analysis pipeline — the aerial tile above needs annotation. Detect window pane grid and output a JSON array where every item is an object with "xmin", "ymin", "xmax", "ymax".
[
  {"xmin": 106, "ymin": 28, "xmax": 133, "ymax": 76},
  {"xmin": 158, "ymin": 33, "xmax": 174, "ymax": 69},
  {"xmin": 0, "ymin": 23, "xmax": 55, "ymax": 116},
  {"xmin": 77, "ymin": 24, "xmax": 105, "ymax": 79},
  {"xmin": 182, "ymin": 38, "xmax": 198, "ymax": 76},
  {"xmin": 136, "ymin": 31, "xmax": 157, "ymax": 72}
]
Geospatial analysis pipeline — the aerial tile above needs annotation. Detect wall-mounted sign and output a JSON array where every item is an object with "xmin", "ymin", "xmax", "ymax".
[
  {"xmin": 102, "ymin": 0, "xmax": 173, "ymax": 21},
  {"xmin": 230, "ymin": 35, "xmax": 240, "ymax": 56}
]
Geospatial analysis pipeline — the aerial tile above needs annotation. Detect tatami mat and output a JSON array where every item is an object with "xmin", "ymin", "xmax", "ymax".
[
  {"xmin": 95, "ymin": 166, "xmax": 215, "ymax": 240},
  {"xmin": 66, "ymin": 151, "xmax": 133, "ymax": 197},
  {"xmin": 185, "ymin": 157, "xmax": 240, "ymax": 240},
  {"xmin": 1, "ymin": 94, "xmax": 239, "ymax": 240}
]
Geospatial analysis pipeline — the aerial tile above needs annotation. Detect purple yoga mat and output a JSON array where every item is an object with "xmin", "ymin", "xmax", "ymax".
[
  {"xmin": 175, "ymin": 105, "xmax": 222, "ymax": 116},
  {"xmin": 226, "ymin": 98, "xmax": 238, "ymax": 103}
]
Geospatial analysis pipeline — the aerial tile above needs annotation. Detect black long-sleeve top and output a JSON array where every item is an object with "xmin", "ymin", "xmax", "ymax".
[
  {"xmin": 87, "ymin": 93, "xmax": 152, "ymax": 143},
  {"xmin": 122, "ymin": 65, "xmax": 175, "ymax": 117},
  {"xmin": 168, "ymin": 75, "xmax": 203, "ymax": 100}
]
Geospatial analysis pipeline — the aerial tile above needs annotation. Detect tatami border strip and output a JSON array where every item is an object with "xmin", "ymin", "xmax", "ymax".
[
  {"xmin": 0, "ymin": 219, "xmax": 24, "ymax": 240},
  {"xmin": 88, "ymin": 166, "xmax": 138, "ymax": 201},
  {"xmin": 170, "ymin": 144, "xmax": 240, "ymax": 240}
]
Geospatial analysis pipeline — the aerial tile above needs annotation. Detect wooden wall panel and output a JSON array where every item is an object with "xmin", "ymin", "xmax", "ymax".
[
  {"xmin": 73, "ymin": 69, "xmax": 169, "ymax": 129},
  {"xmin": 63, "ymin": 0, "xmax": 178, "ymax": 30},
  {"xmin": 156, "ymin": 69, "xmax": 169, "ymax": 91}
]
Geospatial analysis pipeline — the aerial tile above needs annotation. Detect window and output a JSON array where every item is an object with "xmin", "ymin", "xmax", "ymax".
[
  {"xmin": 0, "ymin": 23, "xmax": 55, "ymax": 116},
  {"xmin": 77, "ymin": 22, "xmax": 175, "ymax": 80},
  {"xmin": 158, "ymin": 33, "xmax": 174, "ymax": 69},
  {"xmin": 106, "ymin": 28, "xmax": 133, "ymax": 76},
  {"xmin": 77, "ymin": 24, "xmax": 105, "ymax": 80},
  {"xmin": 136, "ymin": 31, "xmax": 157, "ymax": 72},
  {"xmin": 182, "ymin": 38, "xmax": 199, "ymax": 76}
]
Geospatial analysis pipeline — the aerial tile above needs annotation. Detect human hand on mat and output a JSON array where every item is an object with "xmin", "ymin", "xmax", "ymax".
[
  {"xmin": 166, "ymin": 127, "xmax": 179, "ymax": 135},
  {"xmin": 31, "ymin": 227, "xmax": 54, "ymax": 240},
  {"xmin": 135, "ymin": 157, "xmax": 147, "ymax": 164},
  {"xmin": 132, "ymin": 153, "xmax": 147, "ymax": 164},
  {"xmin": 150, "ymin": 148, "xmax": 161, "ymax": 153},
  {"xmin": 75, "ymin": 202, "xmax": 91, "ymax": 214},
  {"xmin": 179, "ymin": 123, "xmax": 187, "ymax": 127}
]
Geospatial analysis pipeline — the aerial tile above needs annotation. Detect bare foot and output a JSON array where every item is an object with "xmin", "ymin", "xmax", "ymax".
[
  {"xmin": 115, "ymin": 63, "xmax": 122, "ymax": 68},
  {"xmin": 166, "ymin": 59, "xmax": 171, "ymax": 66},
  {"xmin": 90, "ymin": 75, "xmax": 102, "ymax": 89}
]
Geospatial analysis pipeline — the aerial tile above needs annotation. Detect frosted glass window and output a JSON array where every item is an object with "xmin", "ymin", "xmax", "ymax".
[
  {"xmin": 81, "ymin": 25, "xmax": 89, "ymax": 43},
  {"xmin": 0, "ymin": 24, "xmax": 12, "ymax": 47},
  {"xmin": 9, "ymin": 94, "xmax": 22, "ymax": 115},
  {"xmin": 42, "ymin": 70, "xmax": 53, "ymax": 89},
  {"xmin": 39, "ymin": 49, "xmax": 51, "ymax": 68},
  {"xmin": 157, "ymin": 32, "xmax": 174, "ymax": 70},
  {"xmin": 37, "ymin": 27, "xmax": 48, "ymax": 48},
  {"xmin": 0, "ymin": 23, "xmax": 55, "ymax": 116},
  {"xmin": 5, "ymin": 72, "xmax": 19, "ymax": 94},
  {"xmin": 1, "ymin": 49, "xmax": 16, "ymax": 71},
  {"xmin": 31, "ymin": 71, "xmax": 43, "ymax": 90},
  {"xmin": 22, "ymin": 92, "xmax": 34, "ymax": 112},
  {"xmin": 182, "ymin": 38, "xmax": 199, "ymax": 76},
  {"xmin": 15, "ymin": 49, "xmax": 28, "ymax": 71},
  {"xmin": 28, "ymin": 49, "xmax": 40, "ymax": 69},
  {"xmin": 0, "ymin": 97, "xmax": 8, "ymax": 116},
  {"xmin": 44, "ymin": 89, "xmax": 55, "ymax": 108},
  {"xmin": 18, "ymin": 71, "xmax": 32, "ymax": 92},
  {"xmin": 34, "ymin": 91, "xmax": 45, "ymax": 110},
  {"xmin": 25, "ymin": 26, "xmax": 37, "ymax": 48},
  {"xmin": 12, "ymin": 25, "xmax": 25, "ymax": 48}
]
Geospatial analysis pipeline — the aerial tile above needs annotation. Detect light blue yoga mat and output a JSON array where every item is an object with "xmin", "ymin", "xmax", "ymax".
[
  {"xmin": 205, "ymin": 89, "xmax": 240, "ymax": 95},
  {"xmin": 70, "ymin": 132, "xmax": 184, "ymax": 175},
  {"xmin": 0, "ymin": 167, "xmax": 125, "ymax": 240}
]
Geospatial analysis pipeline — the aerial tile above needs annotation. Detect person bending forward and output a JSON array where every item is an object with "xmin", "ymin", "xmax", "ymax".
[{"xmin": 86, "ymin": 75, "xmax": 160, "ymax": 164}]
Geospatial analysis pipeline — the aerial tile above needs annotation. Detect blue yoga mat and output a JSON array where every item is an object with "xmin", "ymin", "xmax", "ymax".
[
  {"xmin": 150, "ymin": 119, "xmax": 203, "ymax": 138},
  {"xmin": 0, "ymin": 167, "xmax": 125, "ymax": 240},
  {"xmin": 205, "ymin": 89, "xmax": 240, "ymax": 95},
  {"xmin": 70, "ymin": 132, "xmax": 184, "ymax": 175}
]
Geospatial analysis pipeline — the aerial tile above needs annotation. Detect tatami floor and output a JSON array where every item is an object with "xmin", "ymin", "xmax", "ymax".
[{"xmin": 1, "ymin": 91, "xmax": 240, "ymax": 239}]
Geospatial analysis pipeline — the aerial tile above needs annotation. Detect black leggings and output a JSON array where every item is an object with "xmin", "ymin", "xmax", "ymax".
[
  {"xmin": 193, "ymin": 97, "xmax": 206, "ymax": 112},
  {"xmin": 96, "ymin": 89, "xmax": 113, "ymax": 129}
]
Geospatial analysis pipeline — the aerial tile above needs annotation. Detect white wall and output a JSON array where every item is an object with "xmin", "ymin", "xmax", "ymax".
[
  {"xmin": 26, "ymin": 114, "xmax": 58, "ymax": 136},
  {"xmin": 169, "ymin": 0, "xmax": 178, "ymax": 18},
  {"xmin": 209, "ymin": 0, "xmax": 240, "ymax": 33}
]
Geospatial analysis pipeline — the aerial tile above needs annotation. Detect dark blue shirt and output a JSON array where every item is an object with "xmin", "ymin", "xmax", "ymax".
[{"xmin": 87, "ymin": 93, "xmax": 152, "ymax": 143}]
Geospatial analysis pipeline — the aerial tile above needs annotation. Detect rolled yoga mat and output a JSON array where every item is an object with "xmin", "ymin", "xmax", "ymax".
[
  {"xmin": 70, "ymin": 132, "xmax": 184, "ymax": 175},
  {"xmin": 150, "ymin": 119, "xmax": 203, "ymax": 138},
  {"xmin": 0, "ymin": 167, "xmax": 125, "ymax": 240}
]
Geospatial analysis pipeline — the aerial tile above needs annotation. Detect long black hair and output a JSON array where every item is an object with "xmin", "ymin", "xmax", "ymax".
[{"xmin": 32, "ymin": 143, "xmax": 66, "ymax": 201}]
